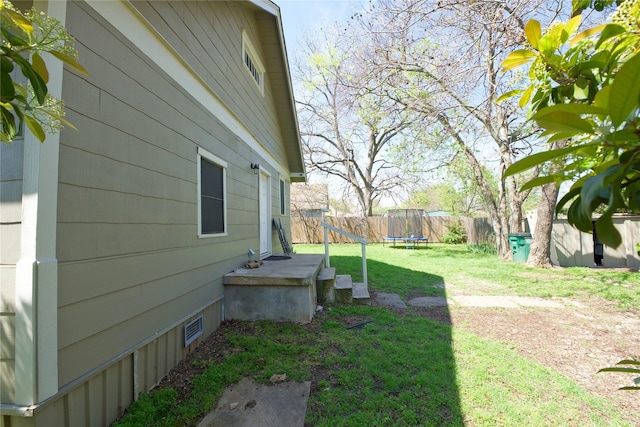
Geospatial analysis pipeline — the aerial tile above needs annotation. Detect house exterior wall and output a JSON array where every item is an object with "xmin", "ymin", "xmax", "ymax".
[
  {"xmin": 1, "ymin": 0, "xmax": 299, "ymax": 425},
  {"xmin": 130, "ymin": 1, "xmax": 288, "ymax": 166},
  {"xmin": 0, "ymin": 140, "xmax": 23, "ymax": 405}
]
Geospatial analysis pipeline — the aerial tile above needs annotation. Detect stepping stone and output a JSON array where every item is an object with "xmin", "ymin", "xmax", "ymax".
[
  {"xmin": 373, "ymin": 292, "xmax": 407, "ymax": 309},
  {"xmin": 407, "ymin": 297, "xmax": 448, "ymax": 307},
  {"xmin": 198, "ymin": 377, "xmax": 310, "ymax": 427},
  {"xmin": 507, "ymin": 296, "xmax": 563, "ymax": 308},
  {"xmin": 452, "ymin": 296, "xmax": 519, "ymax": 308}
]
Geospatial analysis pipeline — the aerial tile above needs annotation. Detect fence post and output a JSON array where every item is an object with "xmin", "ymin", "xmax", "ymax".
[
  {"xmin": 362, "ymin": 235, "xmax": 367, "ymax": 287},
  {"xmin": 324, "ymin": 226, "xmax": 330, "ymax": 268}
]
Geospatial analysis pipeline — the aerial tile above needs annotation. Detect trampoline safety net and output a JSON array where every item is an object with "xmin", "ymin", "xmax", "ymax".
[{"xmin": 385, "ymin": 209, "xmax": 424, "ymax": 238}]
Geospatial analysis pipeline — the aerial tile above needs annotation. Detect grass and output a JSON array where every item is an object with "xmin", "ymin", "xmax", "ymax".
[
  {"xmin": 114, "ymin": 243, "xmax": 639, "ymax": 426},
  {"xmin": 299, "ymin": 243, "xmax": 640, "ymax": 308}
]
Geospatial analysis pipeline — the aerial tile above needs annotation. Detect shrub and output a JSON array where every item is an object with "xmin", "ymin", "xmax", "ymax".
[
  {"xmin": 442, "ymin": 223, "xmax": 467, "ymax": 244},
  {"xmin": 468, "ymin": 244, "xmax": 497, "ymax": 254}
]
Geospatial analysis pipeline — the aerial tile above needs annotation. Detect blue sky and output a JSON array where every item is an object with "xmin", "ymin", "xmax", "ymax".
[{"xmin": 278, "ymin": 0, "xmax": 363, "ymax": 57}]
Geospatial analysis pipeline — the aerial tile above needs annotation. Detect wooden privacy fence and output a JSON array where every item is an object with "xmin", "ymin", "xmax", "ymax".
[{"xmin": 291, "ymin": 215, "xmax": 495, "ymax": 245}]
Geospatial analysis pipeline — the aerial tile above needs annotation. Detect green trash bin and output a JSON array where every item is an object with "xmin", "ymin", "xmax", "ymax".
[{"xmin": 509, "ymin": 233, "xmax": 532, "ymax": 262}]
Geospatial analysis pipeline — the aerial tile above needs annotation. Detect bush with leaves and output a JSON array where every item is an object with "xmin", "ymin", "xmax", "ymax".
[
  {"xmin": 499, "ymin": 0, "xmax": 640, "ymax": 248},
  {"xmin": 442, "ymin": 222, "xmax": 467, "ymax": 244},
  {"xmin": 1, "ymin": 0, "xmax": 86, "ymax": 143}
]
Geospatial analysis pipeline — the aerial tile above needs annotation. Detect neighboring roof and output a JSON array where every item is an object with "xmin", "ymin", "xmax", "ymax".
[
  {"xmin": 248, "ymin": 0, "xmax": 306, "ymax": 182},
  {"xmin": 290, "ymin": 184, "xmax": 329, "ymax": 211},
  {"xmin": 424, "ymin": 210, "xmax": 451, "ymax": 217}
]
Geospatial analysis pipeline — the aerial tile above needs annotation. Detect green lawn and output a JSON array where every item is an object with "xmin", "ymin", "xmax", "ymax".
[
  {"xmin": 299, "ymin": 243, "xmax": 640, "ymax": 308},
  {"xmin": 115, "ymin": 243, "xmax": 639, "ymax": 426}
]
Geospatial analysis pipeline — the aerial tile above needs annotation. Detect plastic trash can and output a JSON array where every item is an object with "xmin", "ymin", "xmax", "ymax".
[{"xmin": 509, "ymin": 233, "xmax": 532, "ymax": 262}]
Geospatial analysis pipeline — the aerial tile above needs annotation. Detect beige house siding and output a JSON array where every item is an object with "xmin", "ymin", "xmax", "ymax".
[
  {"xmin": 0, "ymin": 139, "xmax": 24, "ymax": 405},
  {"xmin": 54, "ymin": 1, "xmax": 271, "ymax": 388},
  {"xmin": 130, "ymin": 1, "xmax": 288, "ymax": 167},
  {"xmin": 2, "ymin": 0, "xmax": 301, "ymax": 424},
  {"xmin": 1, "ymin": 302, "xmax": 222, "ymax": 426}
]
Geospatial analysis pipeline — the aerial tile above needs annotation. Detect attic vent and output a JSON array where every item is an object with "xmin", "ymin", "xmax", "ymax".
[
  {"xmin": 184, "ymin": 315, "xmax": 203, "ymax": 347},
  {"xmin": 242, "ymin": 30, "xmax": 265, "ymax": 94},
  {"xmin": 244, "ymin": 50, "xmax": 262, "ymax": 87}
]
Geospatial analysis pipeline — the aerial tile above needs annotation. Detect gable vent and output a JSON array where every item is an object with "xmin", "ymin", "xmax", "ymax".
[
  {"xmin": 242, "ymin": 30, "xmax": 264, "ymax": 94},
  {"xmin": 184, "ymin": 315, "xmax": 203, "ymax": 347},
  {"xmin": 244, "ymin": 50, "xmax": 262, "ymax": 87}
]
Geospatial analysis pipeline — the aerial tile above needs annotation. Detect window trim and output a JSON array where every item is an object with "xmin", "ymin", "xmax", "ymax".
[
  {"xmin": 242, "ymin": 30, "xmax": 265, "ymax": 95},
  {"xmin": 279, "ymin": 177, "xmax": 286, "ymax": 216},
  {"xmin": 197, "ymin": 147, "xmax": 228, "ymax": 238}
]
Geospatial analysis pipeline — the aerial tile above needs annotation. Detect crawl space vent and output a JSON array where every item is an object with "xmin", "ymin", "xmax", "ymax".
[{"xmin": 184, "ymin": 315, "xmax": 203, "ymax": 347}]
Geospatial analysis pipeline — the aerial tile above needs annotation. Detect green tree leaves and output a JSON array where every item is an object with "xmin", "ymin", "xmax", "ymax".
[
  {"xmin": 1, "ymin": 0, "xmax": 87, "ymax": 143},
  {"xmin": 609, "ymin": 52, "xmax": 640, "ymax": 127},
  {"xmin": 598, "ymin": 359, "xmax": 640, "ymax": 390},
  {"xmin": 500, "ymin": 0, "xmax": 640, "ymax": 248}
]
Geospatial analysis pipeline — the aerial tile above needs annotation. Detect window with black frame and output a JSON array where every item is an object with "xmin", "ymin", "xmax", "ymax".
[{"xmin": 198, "ymin": 148, "xmax": 227, "ymax": 236}]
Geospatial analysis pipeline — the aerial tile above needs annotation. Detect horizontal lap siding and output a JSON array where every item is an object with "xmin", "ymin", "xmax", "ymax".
[
  {"xmin": 0, "ymin": 315, "xmax": 15, "ymax": 404},
  {"xmin": 31, "ymin": 301, "xmax": 222, "ymax": 426},
  {"xmin": 56, "ymin": 3, "xmax": 258, "ymax": 387},
  {"xmin": 133, "ymin": 1, "xmax": 287, "ymax": 165},
  {"xmin": 0, "ymin": 134, "xmax": 23, "ymax": 405}
]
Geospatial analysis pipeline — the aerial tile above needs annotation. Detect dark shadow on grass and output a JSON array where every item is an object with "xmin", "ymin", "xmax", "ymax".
[{"xmin": 321, "ymin": 254, "xmax": 464, "ymax": 426}]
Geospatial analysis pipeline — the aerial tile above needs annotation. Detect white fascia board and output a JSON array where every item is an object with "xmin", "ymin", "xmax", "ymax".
[
  {"xmin": 249, "ymin": 0, "xmax": 280, "ymax": 16},
  {"xmin": 85, "ymin": 0, "xmax": 289, "ymax": 178},
  {"xmin": 249, "ymin": 0, "xmax": 306, "ymax": 181}
]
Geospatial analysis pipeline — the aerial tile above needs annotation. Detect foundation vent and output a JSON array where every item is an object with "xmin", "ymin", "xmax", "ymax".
[{"xmin": 184, "ymin": 315, "xmax": 203, "ymax": 347}]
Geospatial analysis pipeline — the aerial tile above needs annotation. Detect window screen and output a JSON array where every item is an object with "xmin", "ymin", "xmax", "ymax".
[{"xmin": 200, "ymin": 158, "xmax": 225, "ymax": 234}]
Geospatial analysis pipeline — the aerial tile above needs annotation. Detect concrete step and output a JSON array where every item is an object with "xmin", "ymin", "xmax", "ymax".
[
  {"xmin": 334, "ymin": 274, "xmax": 353, "ymax": 304},
  {"xmin": 316, "ymin": 267, "xmax": 336, "ymax": 304},
  {"xmin": 317, "ymin": 267, "xmax": 336, "ymax": 282},
  {"xmin": 352, "ymin": 282, "xmax": 370, "ymax": 305}
]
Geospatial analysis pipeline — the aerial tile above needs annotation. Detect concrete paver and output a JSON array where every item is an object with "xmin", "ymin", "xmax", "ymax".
[
  {"xmin": 407, "ymin": 296, "xmax": 449, "ymax": 307},
  {"xmin": 374, "ymin": 292, "xmax": 408, "ymax": 309},
  {"xmin": 506, "ymin": 296, "xmax": 564, "ymax": 308},
  {"xmin": 450, "ymin": 296, "xmax": 563, "ymax": 308},
  {"xmin": 198, "ymin": 378, "xmax": 310, "ymax": 427},
  {"xmin": 451, "ymin": 295, "xmax": 520, "ymax": 308}
]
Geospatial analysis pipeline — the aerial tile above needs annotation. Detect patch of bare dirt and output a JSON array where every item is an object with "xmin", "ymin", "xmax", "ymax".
[{"xmin": 417, "ymin": 297, "xmax": 640, "ymax": 419}]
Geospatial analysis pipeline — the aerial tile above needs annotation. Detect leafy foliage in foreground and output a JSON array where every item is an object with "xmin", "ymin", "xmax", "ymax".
[
  {"xmin": 599, "ymin": 359, "xmax": 640, "ymax": 390},
  {"xmin": 1, "ymin": 0, "xmax": 87, "ymax": 142},
  {"xmin": 500, "ymin": 0, "xmax": 640, "ymax": 247}
]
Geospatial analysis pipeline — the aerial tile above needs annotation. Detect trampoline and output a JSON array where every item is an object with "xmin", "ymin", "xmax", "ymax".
[{"xmin": 383, "ymin": 209, "xmax": 428, "ymax": 248}]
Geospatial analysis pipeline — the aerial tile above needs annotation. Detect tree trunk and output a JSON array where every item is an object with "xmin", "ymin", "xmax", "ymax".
[
  {"xmin": 527, "ymin": 139, "xmax": 567, "ymax": 267},
  {"xmin": 526, "ymin": 181, "xmax": 559, "ymax": 267}
]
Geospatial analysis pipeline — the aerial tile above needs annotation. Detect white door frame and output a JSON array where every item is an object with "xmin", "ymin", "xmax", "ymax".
[{"xmin": 259, "ymin": 169, "xmax": 271, "ymax": 258}]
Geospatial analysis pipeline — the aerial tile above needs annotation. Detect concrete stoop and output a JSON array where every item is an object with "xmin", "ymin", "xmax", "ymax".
[{"xmin": 317, "ymin": 268, "xmax": 370, "ymax": 306}]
